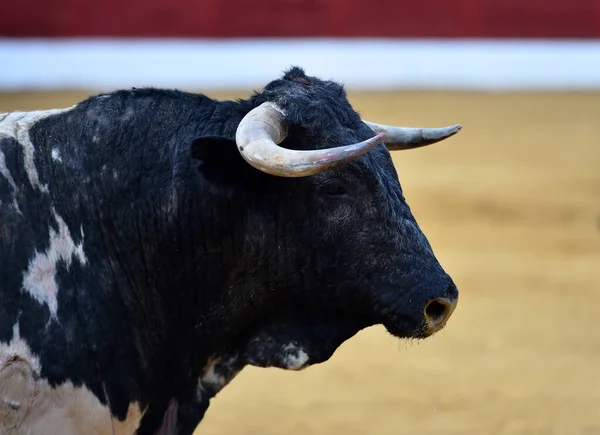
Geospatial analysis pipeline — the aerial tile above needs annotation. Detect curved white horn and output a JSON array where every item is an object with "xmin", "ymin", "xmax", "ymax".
[
  {"xmin": 363, "ymin": 120, "xmax": 462, "ymax": 150},
  {"xmin": 236, "ymin": 102, "xmax": 386, "ymax": 177}
]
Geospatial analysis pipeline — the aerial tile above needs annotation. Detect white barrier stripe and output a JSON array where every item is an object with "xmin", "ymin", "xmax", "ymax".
[{"xmin": 1, "ymin": 38, "xmax": 600, "ymax": 91}]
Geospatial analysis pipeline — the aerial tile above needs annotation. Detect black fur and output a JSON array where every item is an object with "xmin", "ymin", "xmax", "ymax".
[{"xmin": 0, "ymin": 67, "xmax": 458, "ymax": 434}]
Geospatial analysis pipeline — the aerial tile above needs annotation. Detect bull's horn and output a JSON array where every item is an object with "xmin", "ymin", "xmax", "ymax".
[
  {"xmin": 363, "ymin": 120, "xmax": 462, "ymax": 150},
  {"xmin": 236, "ymin": 102, "xmax": 386, "ymax": 177}
]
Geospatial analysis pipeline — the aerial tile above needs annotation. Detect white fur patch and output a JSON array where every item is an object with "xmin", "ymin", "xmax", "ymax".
[
  {"xmin": 0, "ymin": 149, "xmax": 17, "ymax": 192},
  {"xmin": 22, "ymin": 209, "xmax": 87, "ymax": 318},
  {"xmin": 281, "ymin": 343, "xmax": 310, "ymax": 370},
  {"xmin": 0, "ymin": 322, "xmax": 145, "ymax": 435},
  {"xmin": 51, "ymin": 148, "xmax": 62, "ymax": 162},
  {"xmin": 0, "ymin": 149, "xmax": 22, "ymax": 214},
  {"xmin": 201, "ymin": 359, "xmax": 224, "ymax": 390},
  {"xmin": 11, "ymin": 198, "xmax": 21, "ymax": 214},
  {"xmin": 199, "ymin": 356, "xmax": 241, "ymax": 394},
  {"xmin": 0, "ymin": 107, "xmax": 74, "ymax": 193}
]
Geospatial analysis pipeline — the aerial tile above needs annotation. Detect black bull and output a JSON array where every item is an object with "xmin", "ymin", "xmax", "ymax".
[{"xmin": 0, "ymin": 67, "xmax": 461, "ymax": 435}]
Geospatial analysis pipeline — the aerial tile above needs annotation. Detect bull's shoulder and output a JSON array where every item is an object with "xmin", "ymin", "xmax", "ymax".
[{"xmin": 0, "ymin": 322, "xmax": 145, "ymax": 435}]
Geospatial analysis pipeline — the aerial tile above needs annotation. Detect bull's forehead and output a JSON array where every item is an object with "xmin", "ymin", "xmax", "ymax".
[
  {"xmin": 277, "ymin": 107, "xmax": 375, "ymax": 154},
  {"xmin": 260, "ymin": 69, "xmax": 369, "ymax": 146}
]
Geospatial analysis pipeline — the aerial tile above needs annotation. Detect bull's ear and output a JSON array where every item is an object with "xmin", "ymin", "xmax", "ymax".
[{"xmin": 190, "ymin": 135, "xmax": 263, "ymax": 186}]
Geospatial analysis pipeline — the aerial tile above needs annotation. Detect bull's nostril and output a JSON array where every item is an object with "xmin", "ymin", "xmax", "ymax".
[
  {"xmin": 424, "ymin": 297, "xmax": 456, "ymax": 333},
  {"xmin": 425, "ymin": 300, "xmax": 447, "ymax": 320}
]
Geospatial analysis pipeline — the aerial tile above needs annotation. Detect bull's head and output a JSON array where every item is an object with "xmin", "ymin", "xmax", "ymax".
[{"xmin": 191, "ymin": 67, "xmax": 461, "ymax": 394}]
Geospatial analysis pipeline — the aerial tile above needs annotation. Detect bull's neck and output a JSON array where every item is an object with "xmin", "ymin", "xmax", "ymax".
[{"xmin": 122, "ymin": 158, "xmax": 251, "ymax": 374}]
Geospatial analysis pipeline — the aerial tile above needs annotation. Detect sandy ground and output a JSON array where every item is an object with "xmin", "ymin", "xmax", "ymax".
[{"xmin": 1, "ymin": 90, "xmax": 599, "ymax": 435}]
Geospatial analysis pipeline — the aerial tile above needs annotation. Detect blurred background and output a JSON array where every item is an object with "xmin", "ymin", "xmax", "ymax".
[{"xmin": 2, "ymin": 1, "xmax": 600, "ymax": 434}]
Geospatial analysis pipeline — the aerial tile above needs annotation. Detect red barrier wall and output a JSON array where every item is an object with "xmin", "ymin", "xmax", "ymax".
[{"xmin": 2, "ymin": 0, "xmax": 600, "ymax": 38}]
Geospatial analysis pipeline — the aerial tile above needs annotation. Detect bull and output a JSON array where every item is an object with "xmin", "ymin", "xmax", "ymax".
[{"xmin": 0, "ymin": 67, "xmax": 461, "ymax": 435}]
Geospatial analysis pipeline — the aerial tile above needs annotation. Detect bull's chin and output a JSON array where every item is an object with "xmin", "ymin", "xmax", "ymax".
[
  {"xmin": 234, "ymin": 309, "xmax": 439, "ymax": 371},
  {"xmin": 378, "ymin": 309, "xmax": 435, "ymax": 340},
  {"xmin": 228, "ymin": 310, "xmax": 369, "ymax": 372},
  {"xmin": 238, "ymin": 319, "xmax": 433, "ymax": 373},
  {"xmin": 383, "ymin": 321, "xmax": 432, "ymax": 340}
]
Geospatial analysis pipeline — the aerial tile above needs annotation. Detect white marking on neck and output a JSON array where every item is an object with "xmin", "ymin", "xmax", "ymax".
[
  {"xmin": 22, "ymin": 208, "xmax": 87, "ymax": 318},
  {"xmin": 201, "ymin": 357, "xmax": 230, "ymax": 392},
  {"xmin": 0, "ymin": 107, "xmax": 74, "ymax": 193},
  {"xmin": 51, "ymin": 148, "xmax": 62, "ymax": 162},
  {"xmin": 199, "ymin": 355, "xmax": 241, "ymax": 398},
  {"xmin": 201, "ymin": 359, "xmax": 225, "ymax": 390},
  {"xmin": 281, "ymin": 343, "xmax": 310, "ymax": 370}
]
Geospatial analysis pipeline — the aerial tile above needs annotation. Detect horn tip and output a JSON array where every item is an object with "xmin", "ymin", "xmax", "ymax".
[{"xmin": 442, "ymin": 124, "xmax": 462, "ymax": 138}]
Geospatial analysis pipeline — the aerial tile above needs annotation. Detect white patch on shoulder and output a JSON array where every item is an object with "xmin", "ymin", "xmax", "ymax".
[
  {"xmin": 0, "ymin": 321, "xmax": 145, "ymax": 435},
  {"xmin": 0, "ymin": 106, "xmax": 75, "ymax": 193},
  {"xmin": 281, "ymin": 343, "xmax": 310, "ymax": 370},
  {"xmin": 51, "ymin": 148, "xmax": 62, "ymax": 163},
  {"xmin": 22, "ymin": 208, "xmax": 87, "ymax": 318}
]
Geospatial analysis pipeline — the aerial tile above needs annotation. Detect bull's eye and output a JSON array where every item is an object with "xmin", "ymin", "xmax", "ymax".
[
  {"xmin": 324, "ymin": 183, "xmax": 346, "ymax": 196},
  {"xmin": 320, "ymin": 178, "xmax": 353, "ymax": 200}
]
